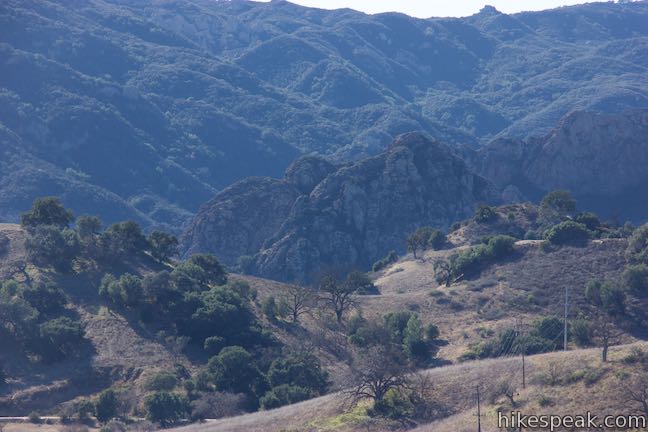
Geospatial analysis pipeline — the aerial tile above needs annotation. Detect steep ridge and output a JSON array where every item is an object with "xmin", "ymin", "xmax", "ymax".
[
  {"xmin": 181, "ymin": 155, "xmax": 335, "ymax": 265},
  {"xmin": 478, "ymin": 108, "xmax": 648, "ymax": 219},
  {"xmin": 182, "ymin": 133, "xmax": 499, "ymax": 281}
]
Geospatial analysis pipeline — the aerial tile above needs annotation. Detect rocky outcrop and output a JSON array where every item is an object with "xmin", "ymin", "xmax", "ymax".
[
  {"xmin": 182, "ymin": 133, "xmax": 499, "ymax": 280},
  {"xmin": 180, "ymin": 156, "xmax": 334, "ymax": 265},
  {"xmin": 180, "ymin": 177, "xmax": 300, "ymax": 265},
  {"xmin": 479, "ymin": 109, "xmax": 648, "ymax": 204},
  {"xmin": 283, "ymin": 155, "xmax": 336, "ymax": 194},
  {"xmin": 253, "ymin": 133, "xmax": 499, "ymax": 282}
]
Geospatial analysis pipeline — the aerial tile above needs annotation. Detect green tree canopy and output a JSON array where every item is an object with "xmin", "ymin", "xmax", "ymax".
[
  {"xmin": 267, "ymin": 352, "xmax": 328, "ymax": 394},
  {"xmin": 95, "ymin": 389, "xmax": 118, "ymax": 423},
  {"xmin": 21, "ymin": 197, "xmax": 73, "ymax": 229},
  {"xmin": 208, "ymin": 346, "xmax": 264, "ymax": 396},
  {"xmin": 187, "ymin": 254, "xmax": 227, "ymax": 286},
  {"xmin": 148, "ymin": 231, "xmax": 179, "ymax": 263},
  {"xmin": 144, "ymin": 392, "xmax": 189, "ymax": 426}
]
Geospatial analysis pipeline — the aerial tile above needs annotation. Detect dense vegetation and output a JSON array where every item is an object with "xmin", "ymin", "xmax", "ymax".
[{"xmin": 0, "ymin": 198, "xmax": 337, "ymax": 427}]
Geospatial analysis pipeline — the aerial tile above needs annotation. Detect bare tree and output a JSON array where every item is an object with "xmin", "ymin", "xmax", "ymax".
[
  {"xmin": 347, "ymin": 345, "xmax": 411, "ymax": 405},
  {"xmin": 585, "ymin": 280, "xmax": 626, "ymax": 362},
  {"xmin": 626, "ymin": 374, "xmax": 648, "ymax": 417},
  {"xmin": 9, "ymin": 260, "xmax": 31, "ymax": 286},
  {"xmin": 319, "ymin": 273, "xmax": 355, "ymax": 324},
  {"xmin": 280, "ymin": 284, "xmax": 315, "ymax": 323},
  {"xmin": 591, "ymin": 312, "xmax": 624, "ymax": 362}
]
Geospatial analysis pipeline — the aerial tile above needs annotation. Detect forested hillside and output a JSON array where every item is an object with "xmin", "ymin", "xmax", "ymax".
[{"xmin": 2, "ymin": 0, "xmax": 648, "ymax": 228}]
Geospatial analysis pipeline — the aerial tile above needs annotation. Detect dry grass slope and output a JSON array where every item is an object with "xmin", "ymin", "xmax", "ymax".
[{"xmin": 170, "ymin": 342, "xmax": 648, "ymax": 432}]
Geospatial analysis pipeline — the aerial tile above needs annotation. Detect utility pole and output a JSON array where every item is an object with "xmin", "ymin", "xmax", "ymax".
[
  {"xmin": 522, "ymin": 354, "xmax": 526, "ymax": 389},
  {"xmin": 515, "ymin": 319, "xmax": 526, "ymax": 388},
  {"xmin": 476, "ymin": 385, "xmax": 482, "ymax": 432},
  {"xmin": 564, "ymin": 287, "xmax": 569, "ymax": 351}
]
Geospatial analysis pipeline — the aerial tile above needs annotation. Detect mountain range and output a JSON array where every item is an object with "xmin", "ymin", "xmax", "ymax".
[{"xmin": 2, "ymin": 0, "xmax": 648, "ymax": 230}]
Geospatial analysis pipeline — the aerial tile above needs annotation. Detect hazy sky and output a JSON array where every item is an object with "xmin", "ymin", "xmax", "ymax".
[{"xmin": 258, "ymin": 0, "xmax": 612, "ymax": 18}]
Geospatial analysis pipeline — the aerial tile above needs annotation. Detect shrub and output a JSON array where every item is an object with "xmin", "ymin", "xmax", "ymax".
[
  {"xmin": 428, "ymin": 230, "xmax": 446, "ymax": 250},
  {"xmin": 487, "ymin": 235, "xmax": 516, "ymax": 258},
  {"xmin": 449, "ymin": 245, "xmax": 489, "ymax": 279},
  {"xmin": 96, "ymin": 389, "xmax": 119, "ymax": 423},
  {"xmin": 144, "ymin": 372, "xmax": 178, "ymax": 392},
  {"xmin": 384, "ymin": 311, "xmax": 415, "ymax": 343},
  {"xmin": 571, "ymin": 319, "xmax": 592, "ymax": 347},
  {"xmin": 425, "ymin": 323, "xmax": 440, "ymax": 341},
  {"xmin": 144, "ymin": 392, "xmax": 189, "ymax": 427},
  {"xmin": 454, "ymin": 236, "xmax": 516, "ymax": 274},
  {"xmin": 76, "ymin": 399, "xmax": 95, "ymax": 422},
  {"xmin": 622, "ymin": 264, "xmax": 648, "ymax": 295},
  {"xmin": 524, "ymin": 230, "xmax": 541, "ymax": 240},
  {"xmin": 37, "ymin": 317, "xmax": 84, "ymax": 362},
  {"xmin": 28, "ymin": 411, "xmax": 41, "ymax": 423},
  {"xmin": 226, "ymin": 280, "xmax": 256, "ymax": 300},
  {"xmin": 369, "ymin": 389, "xmax": 414, "ymax": 420},
  {"xmin": 407, "ymin": 227, "xmax": 446, "ymax": 258},
  {"xmin": 345, "ymin": 271, "xmax": 378, "ymax": 295},
  {"xmin": 623, "ymin": 347, "xmax": 648, "ymax": 365},
  {"xmin": 262, "ymin": 296, "xmax": 278, "ymax": 322},
  {"xmin": 474, "ymin": 205, "xmax": 497, "ymax": 224},
  {"xmin": 538, "ymin": 395, "xmax": 554, "ymax": 407},
  {"xmin": 585, "ymin": 280, "xmax": 626, "ymax": 317},
  {"xmin": 372, "ymin": 250, "xmax": 398, "ymax": 272},
  {"xmin": 544, "ymin": 221, "xmax": 590, "ymax": 246},
  {"xmin": 403, "ymin": 315, "xmax": 429, "ymax": 364},
  {"xmin": 260, "ymin": 384, "xmax": 313, "ymax": 410},
  {"xmin": 626, "ymin": 224, "xmax": 648, "ymax": 263},
  {"xmin": 574, "ymin": 212, "xmax": 601, "ymax": 231},
  {"xmin": 539, "ymin": 190, "xmax": 576, "ymax": 225},
  {"xmin": 533, "ymin": 316, "xmax": 563, "ymax": 343},
  {"xmin": 118, "ymin": 274, "xmax": 143, "ymax": 307}
]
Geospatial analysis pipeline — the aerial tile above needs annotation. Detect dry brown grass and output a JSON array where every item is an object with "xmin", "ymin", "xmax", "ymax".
[
  {"xmin": 363, "ymin": 238, "xmax": 635, "ymax": 361},
  {"xmin": 169, "ymin": 342, "xmax": 648, "ymax": 432}
]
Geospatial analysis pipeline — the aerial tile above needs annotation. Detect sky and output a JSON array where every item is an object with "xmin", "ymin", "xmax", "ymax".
[{"xmin": 257, "ymin": 0, "xmax": 613, "ymax": 18}]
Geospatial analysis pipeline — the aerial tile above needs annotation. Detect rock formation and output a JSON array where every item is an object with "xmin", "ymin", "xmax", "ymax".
[{"xmin": 182, "ymin": 132, "xmax": 499, "ymax": 281}]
